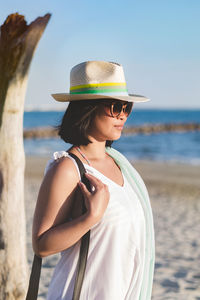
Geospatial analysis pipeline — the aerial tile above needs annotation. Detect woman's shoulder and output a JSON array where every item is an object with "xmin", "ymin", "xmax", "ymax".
[{"xmin": 44, "ymin": 151, "xmax": 81, "ymax": 181}]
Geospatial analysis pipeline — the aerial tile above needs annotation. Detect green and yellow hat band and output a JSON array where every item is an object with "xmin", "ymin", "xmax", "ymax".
[{"xmin": 70, "ymin": 82, "xmax": 128, "ymax": 95}]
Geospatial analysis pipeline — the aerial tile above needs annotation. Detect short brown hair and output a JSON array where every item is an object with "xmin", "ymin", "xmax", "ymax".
[{"xmin": 57, "ymin": 100, "xmax": 113, "ymax": 147}]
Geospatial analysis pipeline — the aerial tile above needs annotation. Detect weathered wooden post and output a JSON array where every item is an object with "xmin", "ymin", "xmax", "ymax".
[{"xmin": 0, "ymin": 13, "xmax": 51, "ymax": 299}]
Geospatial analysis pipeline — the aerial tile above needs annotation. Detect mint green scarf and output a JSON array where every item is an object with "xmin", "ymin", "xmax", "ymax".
[{"xmin": 106, "ymin": 147, "xmax": 155, "ymax": 300}]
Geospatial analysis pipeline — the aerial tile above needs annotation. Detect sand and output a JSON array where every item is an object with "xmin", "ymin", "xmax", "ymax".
[{"xmin": 25, "ymin": 155, "xmax": 200, "ymax": 300}]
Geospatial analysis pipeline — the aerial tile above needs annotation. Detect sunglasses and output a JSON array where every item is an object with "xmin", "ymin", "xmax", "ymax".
[{"xmin": 102, "ymin": 101, "xmax": 133, "ymax": 118}]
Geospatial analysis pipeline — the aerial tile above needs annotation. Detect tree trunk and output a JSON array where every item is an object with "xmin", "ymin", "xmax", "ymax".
[{"xmin": 0, "ymin": 13, "xmax": 51, "ymax": 299}]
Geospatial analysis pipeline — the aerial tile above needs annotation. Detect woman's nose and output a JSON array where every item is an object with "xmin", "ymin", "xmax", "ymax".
[{"xmin": 117, "ymin": 111, "xmax": 127, "ymax": 120}]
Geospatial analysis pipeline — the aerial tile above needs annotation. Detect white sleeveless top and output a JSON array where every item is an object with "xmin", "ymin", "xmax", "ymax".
[{"xmin": 46, "ymin": 152, "xmax": 146, "ymax": 300}]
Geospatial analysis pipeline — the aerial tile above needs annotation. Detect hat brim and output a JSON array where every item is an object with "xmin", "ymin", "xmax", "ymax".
[{"xmin": 51, "ymin": 93, "xmax": 150, "ymax": 103}]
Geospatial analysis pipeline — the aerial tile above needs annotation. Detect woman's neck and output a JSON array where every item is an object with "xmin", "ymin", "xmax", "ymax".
[{"xmin": 77, "ymin": 142, "xmax": 107, "ymax": 162}]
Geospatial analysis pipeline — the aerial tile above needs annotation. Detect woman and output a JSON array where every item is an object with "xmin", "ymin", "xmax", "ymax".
[{"xmin": 32, "ymin": 61, "xmax": 155, "ymax": 300}]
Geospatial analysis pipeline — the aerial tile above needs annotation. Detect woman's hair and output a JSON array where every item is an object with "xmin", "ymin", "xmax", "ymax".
[{"xmin": 57, "ymin": 100, "xmax": 113, "ymax": 147}]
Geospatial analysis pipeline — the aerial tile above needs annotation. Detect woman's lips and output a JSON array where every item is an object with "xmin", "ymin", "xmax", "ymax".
[{"xmin": 114, "ymin": 125, "xmax": 123, "ymax": 130}]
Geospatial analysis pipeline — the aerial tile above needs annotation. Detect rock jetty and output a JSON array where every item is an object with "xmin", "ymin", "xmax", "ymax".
[
  {"xmin": 123, "ymin": 122, "xmax": 200, "ymax": 135},
  {"xmin": 23, "ymin": 123, "xmax": 200, "ymax": 139}
]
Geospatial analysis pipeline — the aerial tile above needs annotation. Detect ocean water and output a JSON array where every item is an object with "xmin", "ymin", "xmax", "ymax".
[{"xmin": 23, "ymin": 109, "xmax": 200, "ymax": 164}]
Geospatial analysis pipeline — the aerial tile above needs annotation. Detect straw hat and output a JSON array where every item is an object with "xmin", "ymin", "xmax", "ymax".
[{"xmin": 52, "ymin": 61, "xmax": 149, "ymax": 103}]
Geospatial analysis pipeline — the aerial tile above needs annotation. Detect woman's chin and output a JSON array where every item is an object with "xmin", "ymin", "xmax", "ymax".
[{"xmin": 109, "ymin": 132, "xmax": 122, "ymax": 141}]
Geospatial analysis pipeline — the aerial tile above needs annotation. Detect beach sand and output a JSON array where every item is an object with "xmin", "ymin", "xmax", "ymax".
[{"xmin": 25, "ymin": 155, "xmax": 200, "ymax": 300}]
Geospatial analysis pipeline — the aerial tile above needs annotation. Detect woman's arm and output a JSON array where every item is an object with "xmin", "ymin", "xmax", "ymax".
[{"xmin": 32, "ymin": 158, "xmax": 109, "ymax": 257}]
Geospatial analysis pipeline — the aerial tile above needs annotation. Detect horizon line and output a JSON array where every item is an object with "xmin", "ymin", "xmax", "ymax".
[{"xmin": 24, "ymin": 107, "xmax": 200, "ymax": 112}]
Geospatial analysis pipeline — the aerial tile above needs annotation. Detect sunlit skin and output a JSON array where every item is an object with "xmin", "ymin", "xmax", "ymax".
[
  {"xmin": 70, "ymin": 100, "xmax": 134, "ymax": 185},
  {"xmin": 72, "ymin": 100, "xmax": 134, "ymax": 162},
  {"xmin": 32, "ymin": 100, "xmax": 133, "ymax": 257},
  {"xmin": 88, "ymin": 102, "xmax": 129, "ymax": 142}
]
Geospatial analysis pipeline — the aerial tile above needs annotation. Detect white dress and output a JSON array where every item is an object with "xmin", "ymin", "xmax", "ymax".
[{"xmin": 46, "ymin": 153, "xmax": 146, "ymax": 300}]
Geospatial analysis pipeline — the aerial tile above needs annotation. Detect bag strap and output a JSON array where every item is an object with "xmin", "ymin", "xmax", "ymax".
[
  {"xmin": 25, "ymin": 255, "xmax": 42, "ymax": 300},
  {"xmin": 68, "ymin": 152, "xmax": 91, "ymax": 300},
  {"xmin": 26, "ymin": 152, "xmax": 91, "ymax": 300}
]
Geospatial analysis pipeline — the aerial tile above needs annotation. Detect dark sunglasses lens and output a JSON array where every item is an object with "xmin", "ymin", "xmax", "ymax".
[
  {"xmin": 125, "ymin": 103, "xmax": 133, "ymax": 116},
  {"xmin": 113, "ymin": 102, "xmax": 133, "ymax": 116},
  {"xmin": 112, "ymin": 102, "xmax": 123, "ymax": 116}
]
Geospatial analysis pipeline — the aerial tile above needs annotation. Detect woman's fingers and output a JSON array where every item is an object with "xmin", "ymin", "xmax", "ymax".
[
  {"xmin": 78, "ymin": 181, "xmax": 91, "ymax": 197},
  {"xmin": 78, "ymin": 173, "xmax": 109, "ymax": 222},
  {"xmin": 84, "ymin": 173, "xmax": 104, "ymax": 189}
]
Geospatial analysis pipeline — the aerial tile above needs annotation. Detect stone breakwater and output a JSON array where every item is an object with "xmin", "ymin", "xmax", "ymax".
[
  {"xmin": 23, "ymin": 123, "xmax": 200, "ymax": 139},
  {"xmin": 24, "ymin": 127, "xmax": 58, "ymax": 139},
  {"xmin": 123, "ymin": 122, "xmax": 200, "ymax": 135}
]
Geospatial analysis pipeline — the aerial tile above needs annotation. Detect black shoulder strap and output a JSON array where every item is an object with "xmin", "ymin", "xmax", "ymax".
[
  {"xmin": 68, "ymin": 152, "xmax": 91, "ymax": 207},
  {"xmin": 68, "ymin": 152, "xmax": 91, "ymax": 300},
  {"xmin": 25, "ymin": 254, "xmax": 42, "ymax": 300},
  {"xmin": 26, "ymin": 152, "xmax": 91, "ymax": 300}
]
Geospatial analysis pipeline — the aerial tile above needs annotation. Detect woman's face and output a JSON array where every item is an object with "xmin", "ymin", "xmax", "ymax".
[{"xmin": 88, "ymin": 100, "xmax": 133, "ymax": 142}]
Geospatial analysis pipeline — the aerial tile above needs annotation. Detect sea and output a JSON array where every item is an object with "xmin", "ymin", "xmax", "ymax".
[{"xmin": 24, "ymin": 109, "xmax": 200, "ymax": 165}]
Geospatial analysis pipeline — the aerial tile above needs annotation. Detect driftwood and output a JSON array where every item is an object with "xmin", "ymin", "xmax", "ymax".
[
  {"xmin": 22, "ymin": 122, "xmax": 200, "ymax": 139},
  {"xmin": 0, "ymin": 13, "xmax": 50, "ymax": 299}
]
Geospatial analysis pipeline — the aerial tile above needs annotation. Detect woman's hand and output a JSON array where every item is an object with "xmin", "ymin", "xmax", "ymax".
[
  {"xmin": 78, "ymin": 173, "xmax": 110, "ymax": 223},
  {"xmin": 32, "ymin": 158, "xmax": 110, "ymax": 257}
]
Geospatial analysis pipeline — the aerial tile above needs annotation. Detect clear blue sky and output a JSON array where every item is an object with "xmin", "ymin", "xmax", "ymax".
[{"xmin": 1, "ymin": 0, "xmax": 200, "ymax": 110}]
